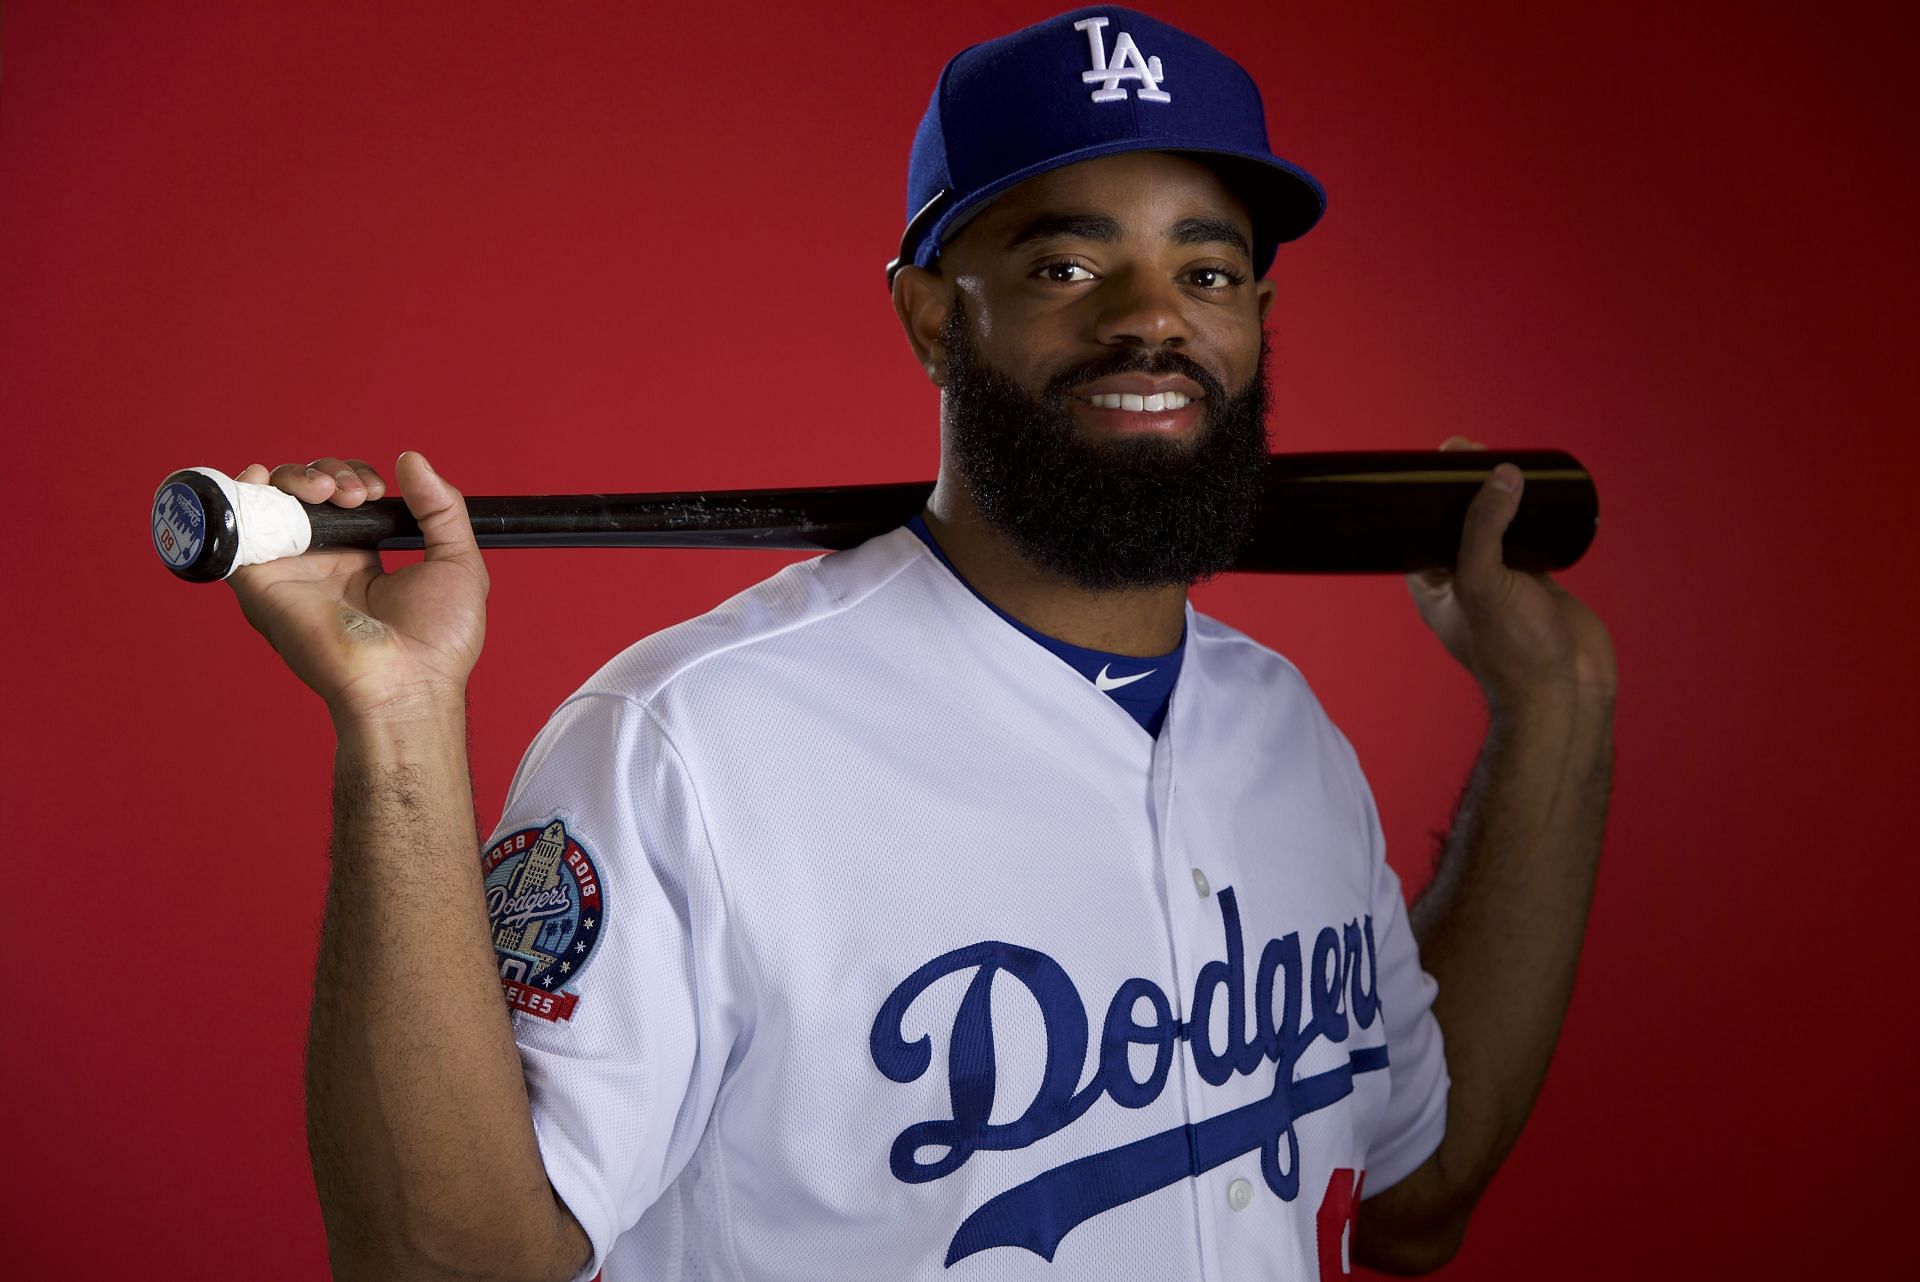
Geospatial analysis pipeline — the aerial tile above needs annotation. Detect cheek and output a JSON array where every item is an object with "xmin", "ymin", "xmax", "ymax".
[
  {"xmin": 1204, "ymin": 313, "xmax": 1265, "ymax": 386},
  {"xmin": 954, "ymin": 280, "xmax": 1001, "ymax": 341},
  {"xmin": 972, "ymin": 314, "xmax": 1074, "ymax": 387}
]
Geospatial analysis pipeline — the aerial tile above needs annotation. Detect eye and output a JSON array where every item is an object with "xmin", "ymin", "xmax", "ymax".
[
  {"xmin": 1034, "ymin": 259, "xmax": 1097, "ymax": 284},
  {"xmin": 1187, "ymin": 265, "xmax": 1248, "ymax": 292}
]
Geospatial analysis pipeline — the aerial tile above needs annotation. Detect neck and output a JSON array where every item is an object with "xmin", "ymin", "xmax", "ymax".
[{"xmin": 924, "ymin": 468, "xmax": 1188, "ymax": 657}]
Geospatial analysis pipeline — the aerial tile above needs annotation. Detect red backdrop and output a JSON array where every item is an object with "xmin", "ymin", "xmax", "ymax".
[{"xmin": 4, "ymin": 1, "xmax": 1915, "ymax": 1276}]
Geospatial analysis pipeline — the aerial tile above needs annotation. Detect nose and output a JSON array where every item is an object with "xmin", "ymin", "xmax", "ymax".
[{"xmin": 1091, "ymin": 267, "xmax": 1190, "ymax": 350}]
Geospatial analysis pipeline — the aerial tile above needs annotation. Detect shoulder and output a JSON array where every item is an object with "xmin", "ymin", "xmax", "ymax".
[
  {"xmin": 566, "ymin": 526, "xmax": 937, "ymax": 717},
  {"xmin": 498, "ymin": 527, "xmax": 939, "ymax": 832},
  {"xmin": 1186, "ymin": 608, "xmax": 1370, "ymax": 774},
  {"xmin": 1187, "ymin": 608, "xmax": 1321, "ymax": 707}
]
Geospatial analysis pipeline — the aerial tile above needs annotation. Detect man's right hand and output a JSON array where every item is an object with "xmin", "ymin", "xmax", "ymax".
[{"xmin": 226, "ymin": 452, "xmax": 488, "ymax": 722}]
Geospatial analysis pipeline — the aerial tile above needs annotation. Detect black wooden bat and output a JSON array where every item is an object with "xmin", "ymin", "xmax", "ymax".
[{"xmin": 150, "ymin": 450, "xmax": 1597, "ymax": 583}]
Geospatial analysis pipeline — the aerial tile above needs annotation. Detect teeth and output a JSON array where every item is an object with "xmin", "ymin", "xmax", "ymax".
[{"xmin": 1084, "ymin": 391, "xmax": 1190, "ymax": 411}]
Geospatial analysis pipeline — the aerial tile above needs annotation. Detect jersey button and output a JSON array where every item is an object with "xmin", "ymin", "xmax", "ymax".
[
  {"xmin": 1227, "ymin": 1177, "xmax": 1254, "ymax": 1212},
  {"xmin": 1191, "ymin": 868, "xmax": 1212, "ymax": 898}
]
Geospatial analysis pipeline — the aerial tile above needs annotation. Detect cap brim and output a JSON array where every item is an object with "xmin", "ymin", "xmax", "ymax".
[{"xmin": 922, "ymin": 138, "xmax": 1326, "ymax": 276}]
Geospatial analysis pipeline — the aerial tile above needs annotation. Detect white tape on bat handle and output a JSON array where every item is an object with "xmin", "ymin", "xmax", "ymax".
[{"xmin": 189, "ymin": 467, "xmax": 313, "ymax": 576}]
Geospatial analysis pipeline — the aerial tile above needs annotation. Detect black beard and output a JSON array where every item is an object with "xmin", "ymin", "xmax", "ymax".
[{"xmin": 938, "ymin": 300, "xmax": 1272, "ymax": 591}]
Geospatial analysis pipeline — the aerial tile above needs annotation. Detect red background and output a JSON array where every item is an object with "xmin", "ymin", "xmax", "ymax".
[{"xmin": 4, "ymin": 1, "xmax": 1915, "ymax": 1276}]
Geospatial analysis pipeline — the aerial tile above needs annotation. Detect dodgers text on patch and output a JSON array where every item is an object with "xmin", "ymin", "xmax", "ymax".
[{"xmin": 483, "ymin": 819, "xmax": 605, "ymax": 1022}]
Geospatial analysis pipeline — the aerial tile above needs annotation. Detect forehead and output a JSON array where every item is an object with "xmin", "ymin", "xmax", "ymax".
[{"xmin": 946, "ymin": 151, "xmax": 1255, "ymax": 252}]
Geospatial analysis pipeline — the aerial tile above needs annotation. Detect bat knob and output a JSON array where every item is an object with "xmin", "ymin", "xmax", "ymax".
[{"xmin": 152, "ymin": 468, "xmax": 242, "ymax": 582}]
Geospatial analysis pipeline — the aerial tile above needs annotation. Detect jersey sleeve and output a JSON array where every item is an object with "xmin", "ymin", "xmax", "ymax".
[
  {"xmin": 482, "ymin": 691, "xmax": 743, "ymax": 1282},
  {"xmin": 1348, "ymin": 746, "xmax": 1451, "ymax": 1198}
]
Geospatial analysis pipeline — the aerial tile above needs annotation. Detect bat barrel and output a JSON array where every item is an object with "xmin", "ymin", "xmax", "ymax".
[{"xmin": 1240, "ymin": 449, "xmax": 1596, "ymax": 573}]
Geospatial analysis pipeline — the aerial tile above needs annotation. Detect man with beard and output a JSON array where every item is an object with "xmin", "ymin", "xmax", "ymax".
[
  {"xmin": 933, "ymin": 283, "xmax": 1272, "ymax": 594},
  {"xmin": 232, "ymin": 8, "xmax": 1616, "ymax": 1282}
]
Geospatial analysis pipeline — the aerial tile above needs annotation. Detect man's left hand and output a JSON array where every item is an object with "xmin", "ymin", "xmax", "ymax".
[{"xmin": 1405, "ymin": 437, "xmax": 1618, "ymax": 712}]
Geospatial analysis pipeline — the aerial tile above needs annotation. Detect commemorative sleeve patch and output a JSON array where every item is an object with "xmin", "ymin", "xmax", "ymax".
[{"xmin": 482, "ymin": 819, "xmax": 606, "ymax": 1023}]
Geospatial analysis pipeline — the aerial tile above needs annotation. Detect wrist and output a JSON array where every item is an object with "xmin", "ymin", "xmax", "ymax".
[
  {"xmin": 331, "ymin": 684, "xmax": 468, "ymax": 751},
  {"xmin": 1485, "ymin": 681, "xmax": 1614, "ymax": 753}
]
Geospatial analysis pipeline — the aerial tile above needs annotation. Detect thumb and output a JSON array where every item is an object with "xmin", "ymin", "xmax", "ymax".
[{"xmin": 396, "ymin": 451, "xmax": 483, "ymax": 568}]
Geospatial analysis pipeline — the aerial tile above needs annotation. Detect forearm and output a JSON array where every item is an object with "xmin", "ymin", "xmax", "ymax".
[
  {"xmin": 1414, "ymin": 686, "xmax": 1615, "ymax": 1198},
  {"xmin": 307, "ymin": 699, "xmax": 586, "ymax": 1282}
]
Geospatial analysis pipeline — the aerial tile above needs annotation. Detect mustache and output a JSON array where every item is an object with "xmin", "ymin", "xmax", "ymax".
[{"xmin": 1040, "ymin": 348, "xmax": 1230, "ymax": 406}]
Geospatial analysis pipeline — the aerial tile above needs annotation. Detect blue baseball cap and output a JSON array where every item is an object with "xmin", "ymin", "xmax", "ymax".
[{"xmin": 887, "ymin": 6, "xmax": 1325, "ymax": 286}]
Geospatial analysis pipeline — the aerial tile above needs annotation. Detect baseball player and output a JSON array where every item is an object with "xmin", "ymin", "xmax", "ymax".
[{"xmin": 230, "ymin": 8, "xmax": 1616, "ymax": 1281}]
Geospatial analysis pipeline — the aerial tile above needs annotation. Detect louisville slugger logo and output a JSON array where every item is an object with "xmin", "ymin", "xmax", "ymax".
[{"xmin": 869, "ymin": 888, "xmax": 1385, "ymax": 1265}]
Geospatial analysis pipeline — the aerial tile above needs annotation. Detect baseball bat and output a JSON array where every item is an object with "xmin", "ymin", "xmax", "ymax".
[{"xmin": 149, "ymin": 450, "xmax": 1598, "ymax": 583}]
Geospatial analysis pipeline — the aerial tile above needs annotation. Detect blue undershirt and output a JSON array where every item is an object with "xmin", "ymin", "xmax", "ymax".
[{"xmin": 906, "ymin": 514, "xmax": 1184, "ymax": 737}]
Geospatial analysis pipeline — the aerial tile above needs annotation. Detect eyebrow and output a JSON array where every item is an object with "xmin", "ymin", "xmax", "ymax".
[
  {"xmin": 1002, "ymin": 212, "xmax": 1251, "ymax": 259},
  {"xmin": 1167, "ymin": 217, "xmax": 1251, "ymax": 258}
]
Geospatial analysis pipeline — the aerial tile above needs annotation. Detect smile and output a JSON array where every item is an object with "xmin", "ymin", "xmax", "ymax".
[{"xmin": 1076, "ymin": 391, "xmax": 1193, "ymax": 411}]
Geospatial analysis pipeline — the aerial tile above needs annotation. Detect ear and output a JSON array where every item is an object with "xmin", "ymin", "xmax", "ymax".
[
  {"xmin": 1256, "ymin": 277, "xmax": 1276, "ymax": 324},
  {"xmin": 891, "ymin": 264, "xmax": 955, "ymax": 387}
]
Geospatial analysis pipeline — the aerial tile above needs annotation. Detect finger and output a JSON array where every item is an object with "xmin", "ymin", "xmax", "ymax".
[
  {"xmin": 1455, "ymin": 464, "xmax": 1524, "ymax": 588},
  {"xmin": 1438, "ymin": 437, "xmax": 1486, "ymax": 451},
  {"xmin": 1404, "ymin": 573, "xmax": 1454, "ymax": 616},
  {"xmin": 236, "ymin": 463, "xmax": 270, "ymax": 485},
  {"xmin": 395, "ymin": 452, "xmax": 486, "ymax": 578},
  {"xmin": 268, "ymin": 461, "xmax": 338, "ymax": 503},
  {"xmin": 341, "ymin": 458, "xmax": 389, "ymax": 500},
  {"xmin": 308, "ymin": 456, "xmax": 371, "ymax": 508}
]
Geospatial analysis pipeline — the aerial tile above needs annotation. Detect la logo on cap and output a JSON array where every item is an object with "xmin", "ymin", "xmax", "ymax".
[{"xmin": 1075, "ymin": 16, "xmax": 1169, "ymax": 104}]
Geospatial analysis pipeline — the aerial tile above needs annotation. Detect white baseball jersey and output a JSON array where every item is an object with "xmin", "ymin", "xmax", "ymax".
[{"xmin": 481, "ymin": 525, "xmax": 1449, "ymax": 1281}]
